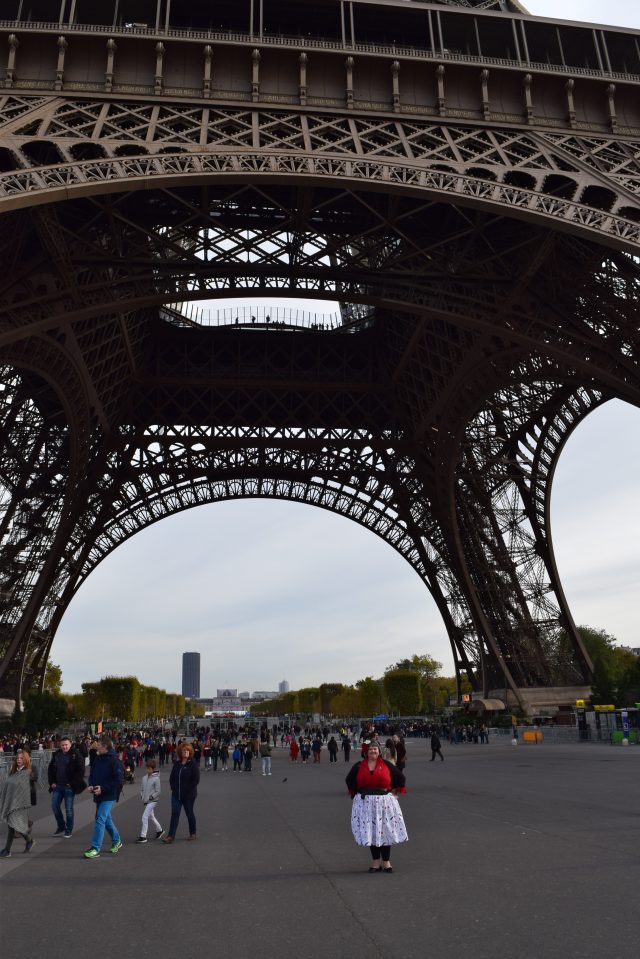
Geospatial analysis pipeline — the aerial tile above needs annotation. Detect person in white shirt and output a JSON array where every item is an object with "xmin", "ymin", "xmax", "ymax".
[{"xmin": 135, "ymin": 760, "xmax": 164, "ymax": 843}]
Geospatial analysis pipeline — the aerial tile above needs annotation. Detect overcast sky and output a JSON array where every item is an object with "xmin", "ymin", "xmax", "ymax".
[{"xmin": 55, "ymin": 0, "xmax": 640, "ymax": 696}]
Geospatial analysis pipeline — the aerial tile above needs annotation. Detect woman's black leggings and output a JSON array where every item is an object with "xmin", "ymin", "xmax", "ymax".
[
  {"xmin": 5, "ymin": 826, "xmax": 31, "ymax": 851},
  {"xmin": 370, "ymin": 845, "xmax": 391, "ymax": 861}
]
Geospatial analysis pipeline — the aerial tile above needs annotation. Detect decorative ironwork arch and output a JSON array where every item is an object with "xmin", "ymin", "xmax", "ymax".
[{"xmin": 2, "ymin": 2, "xmax": 640, "ymax": 708}]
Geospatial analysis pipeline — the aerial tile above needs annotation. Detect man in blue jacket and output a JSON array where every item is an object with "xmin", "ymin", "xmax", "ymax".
[{"xmin": 83, "ymin": 739, "xmax": 124, "ymax": 859}]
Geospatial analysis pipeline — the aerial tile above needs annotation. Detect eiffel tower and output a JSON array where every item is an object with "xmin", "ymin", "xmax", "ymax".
[{"xmin": 0, "ymin": 0, "xmax": 638, "ymax": 713}]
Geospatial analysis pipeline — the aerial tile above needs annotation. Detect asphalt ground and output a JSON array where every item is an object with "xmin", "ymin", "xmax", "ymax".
[{"xmin": 1, "ymin": 739, "xmax": 638, "ymax": 959}]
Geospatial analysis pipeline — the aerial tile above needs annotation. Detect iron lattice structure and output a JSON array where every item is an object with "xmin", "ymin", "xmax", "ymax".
[{"xmin": 0, "ymin": 0, "xmax": 639, "ymax": 708}]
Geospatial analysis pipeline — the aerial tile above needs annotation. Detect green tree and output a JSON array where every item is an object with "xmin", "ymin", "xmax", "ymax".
[
  {"xmin": 618, "ymin": 656, "xmax": 640, "ymax": 706},
  {"xmin": 385, "ymin": 653, "xmax": 443, "ymax": 710},
  {"xmin": 99, "ymin": 676, "xmax": 141, "ymax": 721},
  {"xmin": 558, "ymin": 625, "xmax": 639, "ymax": 706},
  {"xmin": 383, "ymin": 670, "xmax": 422, "ymax": 715},
  {"xmin": 165, "ymin": 693, "xmax": 177, "ymax": 715},
  {"xmin": 386, "ymin": 654, "xmax": 442, "ymax": 682},
  {"xmin": 63, "ymin": 692, "xmax": 84, "ymax": 720},
  {"xmin": 44, "ymin": 661, "xmax": 63, "ymax": 695},
  {"xmin": 23, "ymin": 690, "xmax": 68, "ymax": 733},
  {"xmin": 575, "ymin": 626, "xmax": 623, "ymax": 705},
  {"xmin": 80, "ymin": 682, "xmax": 103, "ymax": 721},
  {"xmin": 356, "ymin": 676, "xmax": 385, "ymax": 716}
]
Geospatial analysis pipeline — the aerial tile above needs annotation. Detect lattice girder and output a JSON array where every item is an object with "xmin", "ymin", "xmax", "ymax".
[
  {"xmin": 17, "ymin": 423, "xmax": 479, "ymax": 700},
  {"xmin": 0, "ymin": 342, "xmax": 95, "ymax": 697},
  {"xmin": 442, "ymin": 367, "xmax": 606, "ymax": 693},
  {"xmin": 2, "ymin": 106, "xmax": 640, "ymax": 252}
]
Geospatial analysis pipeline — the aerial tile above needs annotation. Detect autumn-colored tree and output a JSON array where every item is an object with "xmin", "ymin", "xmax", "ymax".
[
  {"xmin": 330, "ymin": 686, "xmax": 362, "ymax": 716},
  {"xmin": 319, "ymin": 683, "xmax": 344, "ymax": 714},
  {"xmin": 296, "ymin": 687, "xmax": 320, "ymax": 713}
]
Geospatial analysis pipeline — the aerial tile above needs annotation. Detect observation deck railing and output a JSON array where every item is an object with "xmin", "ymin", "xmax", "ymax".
[
  {"xmin": 0, "ymin": 20, "xmax": 638, "ymax": 86},
  {"xmin": 160, "ymin": 303, "xmax": 375, "ymax": 332}
]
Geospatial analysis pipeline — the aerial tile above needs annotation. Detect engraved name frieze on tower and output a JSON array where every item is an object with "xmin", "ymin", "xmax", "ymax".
[{"xmin": 0, "ymin": 0, "xmax": 639, "ymax": 713}]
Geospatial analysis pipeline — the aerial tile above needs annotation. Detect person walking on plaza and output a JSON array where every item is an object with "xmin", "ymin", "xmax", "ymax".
[
  {"xmin": 289, "ymin": 738, "xmax": 299, "ymax": 762},
  {"xmin": 392, "ymin": 735, "xmax": 407, "ymax": 775},
  {"xmin": 260, "ymin": 740, "xmax": 272, "ymax": 776},
  {"xmin": 311, "ymin": 735, "xmax": 323, "ymax": 763},
  {"xmin": 430, "ymin": 731, "xmax": 444, "ymax": 762},
  {"xmin": 162, "ymin": 741, "xmax": 199, "ymax": 843},
  {"xmin": 135, "ymin": 759, "xmax": 164, "ymax": 843},
  {"xmin": 327, "ymin": 736, "xmax": 339, "ymax": 763},
  {"xmin": 341, "ymin": 734, "xmax": 351, "ymax": 762},
  {"xmin": 345, "ymin": 740, "xmax": 407, "ymax": 873},
  {"xmin": 0, "ymin": 750, "xmax": 36, "ymax": 857},
  {"xmin": 84, "ymin": 739, "xmax": 124, "ymax": 859},
  {"xmin": 48, "ymin": 735, "xmax": 87, "ymax": 838},
  {"xmin": 219, "ymin": 742, "xmax": 229, "ymax": 771}
]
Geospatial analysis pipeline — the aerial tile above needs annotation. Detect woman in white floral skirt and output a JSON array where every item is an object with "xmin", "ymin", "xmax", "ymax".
[{"xmin": 345, "ymin": 740, "xmax": 407, "ymax": 873}]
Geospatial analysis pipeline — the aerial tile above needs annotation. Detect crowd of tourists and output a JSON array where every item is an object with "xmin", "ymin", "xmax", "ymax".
[{"xmin": 0, "ymin": 718, "xmax": 472, "ymax": 868}]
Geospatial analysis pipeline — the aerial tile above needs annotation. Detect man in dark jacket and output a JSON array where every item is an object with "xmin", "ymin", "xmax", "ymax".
[
  {"xmin": 83, "ymin": 739, "xmax": 124, "ymax": 859},
  {"xmin": 430, "ymin": 731, "xmax": 444, "ymax": 762},
  {"xmin": 47, "ymin": 736, "xmax": 87, "ymax": 839}
]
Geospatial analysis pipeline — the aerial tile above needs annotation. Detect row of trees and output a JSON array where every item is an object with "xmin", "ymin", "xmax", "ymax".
[
  {"xmin": 13, "ymin": 624, "xmax": 638, "ymax": 732},
  {"xmin": 581, "ymin": 627, "xmax": 640, "ymax": 706},
  {"xmin": 66, "ymin": 677, "xmax": 204, "ymax": 722},
  {"xmin": 254, "ymin": 655, "xmax": 469, "ymax": 717},
  {"xmin": 256, "ymin": 631, "xmax": 640, "ymax": 717},
  {"xmin": 10, "ymin": 668, "xmax": 205, "ymax": 733}
]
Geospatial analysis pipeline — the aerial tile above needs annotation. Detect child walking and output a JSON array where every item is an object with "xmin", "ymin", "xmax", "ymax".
[{"xmin": 135, "ymin": 760, "xmax": 164, "ymax": 843}]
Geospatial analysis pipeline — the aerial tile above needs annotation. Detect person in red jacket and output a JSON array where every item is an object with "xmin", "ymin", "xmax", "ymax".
[{"xmin": 345, "ymin": 740, "xmax": 408, "ymax": 873}]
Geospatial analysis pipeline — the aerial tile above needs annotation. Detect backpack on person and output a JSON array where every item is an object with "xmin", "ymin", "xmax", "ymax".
[{"xmin": 111, "ymin": 757, "xmax": 125, "ymax": 801}]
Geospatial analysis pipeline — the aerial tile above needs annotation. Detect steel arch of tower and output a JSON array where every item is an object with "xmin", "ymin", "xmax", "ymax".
[{"xmin": 1, "ymin": 0, "xmax": 639, "ymax": 709}]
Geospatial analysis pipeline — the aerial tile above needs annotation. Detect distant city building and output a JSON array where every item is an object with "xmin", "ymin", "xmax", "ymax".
[
  {"xmin": 278, "ymin": 680, "xmax": 290, "ymax": 693},
  {"xmin": 619, "ymin": 645, "xmax": 640, "ymax": 657},
  {"xmin": 210, "ymin": 689, "xmax": 241, "ymax": 713},
  {"xmin": 239, "ymin": 691, "xmax": 251, "ymax": 701},
  {"xmin": 182, "ymin": 652, "xmax": 200, "ymax": 699},
  {"xmin": 252, "ymin": 691, "xmax": 278, "ymax": 700}
]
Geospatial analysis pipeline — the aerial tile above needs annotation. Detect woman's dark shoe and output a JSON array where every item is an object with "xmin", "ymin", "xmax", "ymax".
[
  {"xmin": 382, "ymin": 866, "xmax": 393, "ymax": 873},
  {"xmin": 368, "ymin": 866, "xmax": 381, "ymax": 872}
]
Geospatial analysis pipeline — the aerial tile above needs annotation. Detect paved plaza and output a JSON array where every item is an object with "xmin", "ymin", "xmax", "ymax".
[{"xmin": 1, "ymin": 739, "xmax": 638, "ymax": 959}]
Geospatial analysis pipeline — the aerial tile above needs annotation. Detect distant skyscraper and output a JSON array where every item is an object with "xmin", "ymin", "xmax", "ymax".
[
  {"xmin": 279, "ymin": 680, "xmax": 290, "ymax": 693},
  {"xmin": 182, "ymin": 652, "xmax": 200, "ymax": 699}
]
